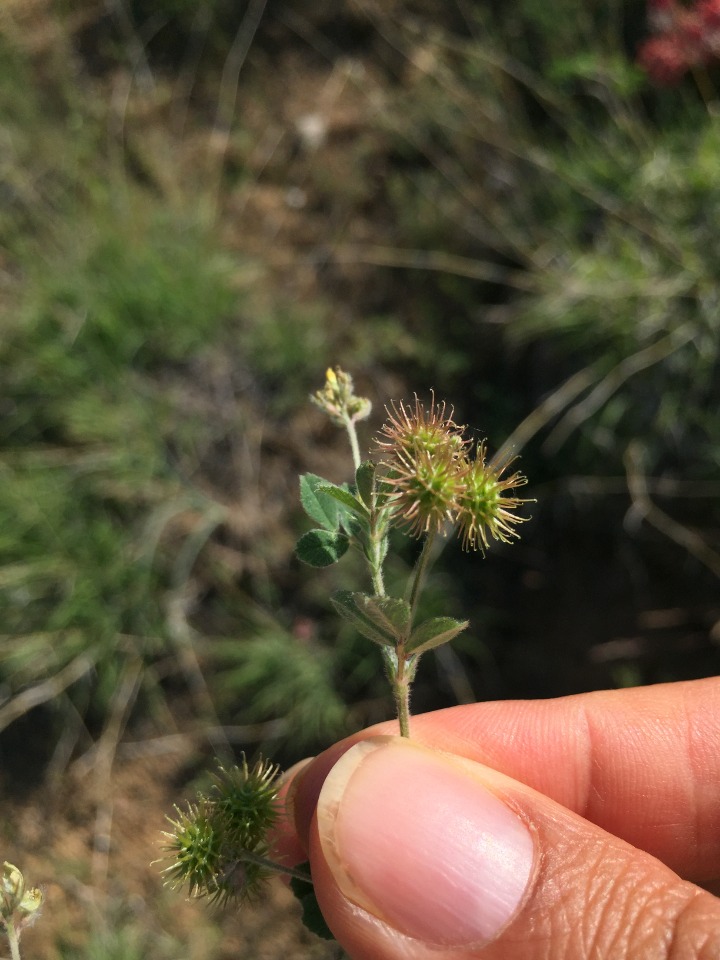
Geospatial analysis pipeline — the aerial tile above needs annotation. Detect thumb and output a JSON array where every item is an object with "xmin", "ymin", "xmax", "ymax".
[{"xmin": 307, "ymin": 736, "xmax": 720, "ymax": 960}]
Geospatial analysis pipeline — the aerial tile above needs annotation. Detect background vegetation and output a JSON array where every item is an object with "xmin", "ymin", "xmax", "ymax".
[{"xmin": 0, "ymin": 0, "xmax": 719, "ymax": 955}]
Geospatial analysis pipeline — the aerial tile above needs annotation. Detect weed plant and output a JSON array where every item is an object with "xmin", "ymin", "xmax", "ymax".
[{"xmin": 161, "ymin": 368, "xmax": 532, "ymax": 927}]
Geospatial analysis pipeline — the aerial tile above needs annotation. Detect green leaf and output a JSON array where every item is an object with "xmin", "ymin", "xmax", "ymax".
[
  {"xmin": 299, "ymin": 474, "xmax": 340, "ymax": 530},
  {"xmin": 356, "ymin": 594, "xmax": 411, "ymax": 641},
  {"xmin": 331, "ymin": 591, "xmax": 398, "ymax": 647},
  {"xmin": 355, "ymin": 460, "xmax": 376, "ymax": 508},
  {"xmin": 295, "ymin": 529, "xmax": 349, "ymax": 567},
  {"xmin": 318, "ymin": 483, "xmax": 369, "ymax": 519},
  {"xmin": 340, "ymin": 510, "xmax": 366, "ymax": 539},
  {"xmin": 290, "ymin": 865, "xmax": 335, "ymax": 941},
  {"xmin": 406, "ymin": 617, "xmax": 469, "ymax": 655}
]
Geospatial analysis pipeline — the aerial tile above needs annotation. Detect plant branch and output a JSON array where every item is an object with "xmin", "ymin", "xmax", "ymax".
[
  {"xmin": 624, "ymin": 442, "xmax": 720, "ymax": 580},
  {"xmin": 391, "ymin": 652, "xmax": 412, "ymax": 739},
  {"xmin": 235, "ymin": 850, "xmax": 313, "ymax": 884},
  {"xmin": 343, "ymin": 415, "xmax": 363, "ymax": 472},
  {"xmin": 408, "ymin": 528, "xmax": 438, "ymax": 622},
  {"xmin": 0, "ymin": 649, "xmax": 100, "ymax": 734},
  {"xmin": 4, "ymin": 920, "xmax": 21, "ymax": 960},
  {"xmin": 545, "ymin": 326, "xmax": 695, "ymax": 453}
]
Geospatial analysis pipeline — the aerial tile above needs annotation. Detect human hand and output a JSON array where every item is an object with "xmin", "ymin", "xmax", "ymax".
[{"xmin": 278, "ymin": 678, "xmax": 720, "ymax": 959}]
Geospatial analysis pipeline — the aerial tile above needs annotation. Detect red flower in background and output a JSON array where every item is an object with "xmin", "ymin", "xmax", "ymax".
[
  {"xmin": 638, "ymin": 34, "xmax": 692, "ymax": 83},
  {"xmin": 698, "ymin": 0, "xmax": 720, "ymax": 29},
  {"xmin": 638, "ymin": 0, "xmax": 720, "ymax": 84}
]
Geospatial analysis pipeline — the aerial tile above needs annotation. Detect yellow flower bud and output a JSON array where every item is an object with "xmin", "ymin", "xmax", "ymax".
[
  {"xmin": 19, "ymin": 886, "xmax": 43, "ymax": 917},
  {"xmin": 2, "ymin": 862, "xmax": 24, "ymax": 915}
]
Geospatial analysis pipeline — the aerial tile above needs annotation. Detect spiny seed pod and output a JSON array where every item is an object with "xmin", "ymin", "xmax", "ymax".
[
  {"xmin": 376, "ymin": 396, "xmax": 470, "ymax": 537},
  {"xmin": 375, "ymin": 395, "xmax": 468, "ymax": 465},
  {"xmin": 160, "ymin": 757, "xmax": 282, "ymax": 908},
  {"xmin": 383, "ymin": 447, "xmax": 468, "ymax": 537},
  {"xmin": 456, "ymin": 443, "xmax": 531, "ymax": 553}
]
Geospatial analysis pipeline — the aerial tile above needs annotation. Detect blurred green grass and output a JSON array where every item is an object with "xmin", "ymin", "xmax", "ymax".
[{"xmin": 1, "ymin": 0, "xmax": 718, "ymax": 769}]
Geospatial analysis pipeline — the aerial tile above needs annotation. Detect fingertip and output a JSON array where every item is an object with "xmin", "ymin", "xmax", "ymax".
[
  {"xmin": 270, "ymin": 757, "xmax": 315, "ymax": 868},
  {"xmin": 290, "ymin": 737, "xmax": 368, "ymax": 846}
]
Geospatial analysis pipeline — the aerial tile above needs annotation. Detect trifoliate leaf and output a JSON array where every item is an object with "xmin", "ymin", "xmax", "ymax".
[
  {"xmin": 355, "ymin": 594, "xmax": 411, "ymax": 641},
  {"xmin": 331, "ymin": 591, "xmax": 406, "ymax": 646},
  {"xmin": 295, "ymin": 529, "xmax": 349, "ymax": 567}
]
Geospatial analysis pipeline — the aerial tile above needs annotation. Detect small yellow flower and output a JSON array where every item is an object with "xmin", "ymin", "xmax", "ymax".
[{"xmin": 18, "ymin": 886, "xmax": 43, "ymax": 918}]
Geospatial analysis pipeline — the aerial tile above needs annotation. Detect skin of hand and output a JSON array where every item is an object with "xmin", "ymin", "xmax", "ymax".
[{"xmin": 275, "ymin": 677, "xmax": 720, "ymax": 959}]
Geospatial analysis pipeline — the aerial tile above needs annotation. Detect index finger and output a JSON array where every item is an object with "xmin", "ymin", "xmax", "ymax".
[{"xmin": 288, "ymin": 677, "xmax": 720, "ymax": 885}]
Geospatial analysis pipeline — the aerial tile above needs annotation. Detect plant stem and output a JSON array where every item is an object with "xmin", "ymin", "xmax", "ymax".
[
  {"xmin": 392, "ymin": 658, "xmax": 412, "ymax": 738},
  {"xmin": 388, "ymin": 529, "xmax": 440, "ymax": 739},
  {"xmin": 5, "ymin": 921, "xmax": 21, "ymax": 960},
  {"xmin": 408, "ymin": 528, "xmax": 437, "ymax": 621},
  {"xmin": 368, "ymin": 523, "xmax": 386, "ymax": 598},
  {"xmin": 361, "ymin": 474, "xmax": 415, "ymax": 738},
  {"xmin": 343, "ymin": 415, "xmax": 362, "ymax": 472},
  {"xmin": 237, "ymin": 851, "xmax": 313, "ymax": 884}
]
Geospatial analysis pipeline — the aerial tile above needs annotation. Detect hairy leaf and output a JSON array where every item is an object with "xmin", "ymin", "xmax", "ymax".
[
  {"xmin": 355, "ymin": 593, "xmax": 411, "ymax": 641},
  {"xmin": 406, "ymin": 617, "xmax": 469, "ymax": 655},
  {"xmin": 355, "ymin": 460, "xmax": 376, "ymax": 508},
  {"xmin": 299, "ymin": 474, "xmax": 340, "ymax": 530},
  {"xmin": 318, "ymin": 483, "xmax": 369, "ymax": 519},
  {"xmin": 295, "ymin": 529, "xmax": 349, "ymax": 567},
  {"xmin": 331, "ymin": 591, "xmax": 398, "ymax": 646}
]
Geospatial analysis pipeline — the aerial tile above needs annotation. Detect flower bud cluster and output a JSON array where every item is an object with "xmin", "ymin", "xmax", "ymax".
[
  {"xmin": 375, "ymin": 397, "xmax": 531, "ymax": 551},
  {"xmin": 638, "ymin": 0, "xmax": 720, "ymax": 84},
  {"xmin": 1, "ymin": 862, "xmax": 42, "ymax": 933},
  {"xmin": 311, "ymin": 367, "xmax": 372, "ymax": 426}
]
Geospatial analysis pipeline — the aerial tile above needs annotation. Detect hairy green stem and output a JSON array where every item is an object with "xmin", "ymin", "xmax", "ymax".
[
  {"xmin": 5, "ymin": 921, "xmax": 21, "ymax": 960},
  {"xmin": 365, "ymin": 489, "xmax": 388, "ymax": 598},
  {"xmin": 392, "ymin": 659, "xmax": 412, "ymax": 738},
  {"xmin": 365, "ymin": 501, "xmax": 412, "ymax": 733},
  {"xmin": 343, "ymin": 415, "xmax": 362, "ymax": 472},
  {"xmin": 368, "ymin": 527, "xmax": 386, "ymax": 598},
  {"xmin": 391, "ymin": 530, "xmax": 440, "ymax": 739},
  {"xmin": 408, "ymin": 528, "xmax": 437, "ymax": 621}
]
